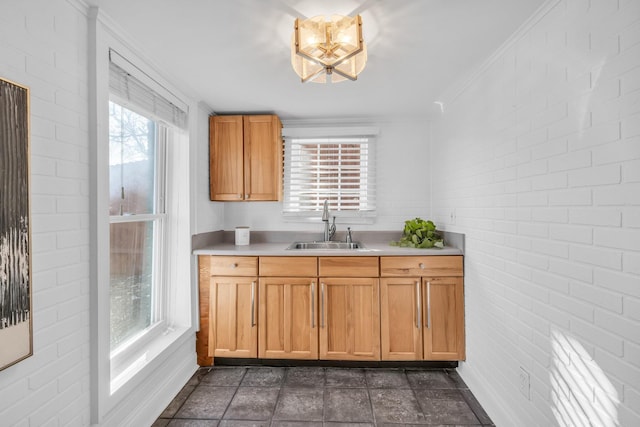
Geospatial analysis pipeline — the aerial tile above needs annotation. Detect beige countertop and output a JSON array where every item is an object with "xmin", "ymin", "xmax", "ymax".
[{"xmin": 192, "ymin": 230, "xmax": 464, "ymax": 257}]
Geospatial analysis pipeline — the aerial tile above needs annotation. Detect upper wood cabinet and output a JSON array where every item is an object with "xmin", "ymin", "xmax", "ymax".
[{"xmin": 209, "ymin": 114, "xmax": 282, "ymax": 201}]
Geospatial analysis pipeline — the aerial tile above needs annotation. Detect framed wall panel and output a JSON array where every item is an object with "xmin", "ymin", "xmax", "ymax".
[{"xmin": 0, "ymin": 77, "xmax": 32, "ymax": 371}]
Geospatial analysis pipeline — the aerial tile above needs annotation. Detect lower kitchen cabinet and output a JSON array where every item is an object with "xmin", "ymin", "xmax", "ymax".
[
  {"xmin": 423, "ymin": 276, "xmax": 465, "ymax": 360},
  {"xmin": 258, "ymin": 277, "xmax": 318, "ymax": 359},
  {"xmin": 196, "ymin": 254, "xmax": 464, "ymax": 365},
  {"xmin": 199, "ymin": 255, "xmax": 259, "ymax": 359},
  {"xmin": 380, "ymin": 256, "xmax": 465, "ymax": 361},
  {"xmin": 209, "ymin": 276, "xmax": 258, "ymax": 358},
  {"xmin": 380, "ymin": 277, "xmax": 423, "ymax": 360},
  {"xmin": 319, "ymin": 277, "xmax": 381, "ymax": 361}
]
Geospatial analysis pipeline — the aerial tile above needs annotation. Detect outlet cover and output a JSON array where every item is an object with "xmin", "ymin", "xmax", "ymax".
[{"xmin": 519, "ymin": 367, "xmax": 530, "ymax": 400}]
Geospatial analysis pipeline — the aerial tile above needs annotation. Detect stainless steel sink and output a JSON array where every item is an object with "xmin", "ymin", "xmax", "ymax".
[{"xmin": 286, "ymin": 241, "xmax": 366, "ymax": 250}]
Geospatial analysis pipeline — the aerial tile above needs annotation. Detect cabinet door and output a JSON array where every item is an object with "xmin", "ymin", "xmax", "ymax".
[
  {"xmin": 259, "ymin": 277, "xmax": 318, "ymax": 359},
  {"xmin": 210, "ymin": 115, "xmax": 244, "ymax": 201},
  {"xmin": 319, "ymin": 277, "xmax": 380, "ymax": 361},
  {"xmin": 243, "ymin": 115, "xmax": 282, "ymax": 201},
  {"xmin": 209, "ymin": 276, "xmax": 258, "ymax": 358},
  {"xmin": 423, "ymin": 277, "xmax": 465, "ymax": 360},
  {"xmin": 380, "ymin": 277, "xmax": 422, "ymax": 360}
]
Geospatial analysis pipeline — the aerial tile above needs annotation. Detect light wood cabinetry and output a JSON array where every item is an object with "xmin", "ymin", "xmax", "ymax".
[
  {"xmin": 258, "ymin": 257, "xmax": 318, "ymax": 359},
  {"xmin": 209, "ymin": 114, "xmax": 282, "ymax": 201},
  {"xmin": 319, "ymin": 277, "xmax": 381, "ymax": 361},
  {"xmin": 380, "ymin": 256, "xmax": 465, "ymax": 361},
  {"xmin": 319, "ymin": 257, "xmax": 380, "ymax": 361},
  {"xmin": 380, "ymin": 277, "xmax": 423, "ymax": 360},
  {"xmin": 199, "ymin": 256, "xmax": 258, "ymax": 359},
  {"xmin": 197, "ymin": 254, "xmax": 464, "ymax": 365},
  {"xmin": 422, "ymin": 276, "xmax": 465, "ymax": 360}
]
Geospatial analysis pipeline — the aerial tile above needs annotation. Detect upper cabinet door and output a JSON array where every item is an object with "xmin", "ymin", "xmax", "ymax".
[
  {"xmin": 243, "ymin": 115, "xmax": 282, "ymax": 201},
  {"xmin": 210, "ymin": 115, "xmax": 244, "ymax": 201},
  {"xmin": 209, "ymin": 114, "xmax": 282, "ymax": 202}
]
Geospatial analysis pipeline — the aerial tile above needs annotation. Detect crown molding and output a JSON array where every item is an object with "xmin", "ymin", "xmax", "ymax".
[
  {"xmin": 65, "ymin": 0, "xmax": 90, "ymax": 16},
  {"xmin": 436, "ymin": 0, "xmax": 562, "ymax": 109}
]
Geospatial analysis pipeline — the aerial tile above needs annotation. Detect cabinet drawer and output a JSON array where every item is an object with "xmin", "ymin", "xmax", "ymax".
[
  {"xmin": 380, "ymin": 256, "xmax": 463, "ymax": 277},
  {"xmin": 319, "ymin": 257, "xmax": 379, "ymax": 277},
  {"xmin": 209, "ymin": 256, "xmax": 258, "ymax": 276},
  {"xmin": 259, "ymin": 256, "xmax": 317, "ymax": 276}
]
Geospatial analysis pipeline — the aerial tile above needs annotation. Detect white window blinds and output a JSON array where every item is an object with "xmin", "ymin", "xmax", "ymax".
[
  {"xmin": 283, "ymin": 136, "xmax": 376, "ymax": 219},
  {"xmin": 109, "ymin": 50, "xmax": 188, "ymax": 129}
]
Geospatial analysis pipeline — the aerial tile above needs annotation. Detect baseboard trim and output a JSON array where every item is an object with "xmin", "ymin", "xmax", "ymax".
[{"xmin": 213, "ymin": 358, "xmax": 458, "ymax": 369}]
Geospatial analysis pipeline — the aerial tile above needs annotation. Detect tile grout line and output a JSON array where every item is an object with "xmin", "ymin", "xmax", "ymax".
[{"xmin": 219, "ymin": 367, "xmax": 248, "ymax": 424}]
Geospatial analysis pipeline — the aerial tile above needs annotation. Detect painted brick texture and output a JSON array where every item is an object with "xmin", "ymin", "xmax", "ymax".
[
  {"xmin": 431, "ymin": 0, "xmax": 640, "ymax": 426},
  {"xmin": 0, "ymin": 1, "xmax": 91, "ymax": 426}
]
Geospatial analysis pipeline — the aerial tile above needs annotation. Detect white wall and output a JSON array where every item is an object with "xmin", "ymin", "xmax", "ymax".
[
  {"xmin": 0, "ymin": 1, "xmax": 200, "ymax": 425},
  {"xmin": 193, "ymin": 102, "xmax": 225, "ymax": 234},
  {"xmin": 0, "ymin": 0, "xmax": 92, "ymax": 424},
  {"xmin": 431, "ymin": 0, "xmax": 640, "ymax": 426},
  {"xmin": 221, "ymin": 118, "xmax": 431, "ymax": 232}
]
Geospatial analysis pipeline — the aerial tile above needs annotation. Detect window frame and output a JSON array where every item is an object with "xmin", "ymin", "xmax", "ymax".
[
  {"xmin": 107, "ymin": 98, "xmax": 170, "ymax": 384},
  {"xmin": 282, "ymin": 126, "xmax": 378, "ymax": 223}
]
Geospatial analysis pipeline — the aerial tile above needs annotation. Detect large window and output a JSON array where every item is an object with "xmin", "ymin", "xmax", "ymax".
[
  {"xmin": 108, "ymin": 101, "xmax": 166, "ymax": 352},
  {"xmin": 283, "ymin": 135, "xmax": 376, "ymax": 220},
  {"xmin": 106, "ymin": 51, "xmax": 188, "ymax": 387}
]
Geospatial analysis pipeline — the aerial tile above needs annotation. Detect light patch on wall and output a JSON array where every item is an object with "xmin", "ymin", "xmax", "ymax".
[{"xmin": 551, "ymin": 329, "xmax": 620, "ymax": 427}]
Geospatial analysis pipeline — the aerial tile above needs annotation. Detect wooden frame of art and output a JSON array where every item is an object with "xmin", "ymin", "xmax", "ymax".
[{"xmin": 0, "ymin": 77, "xmax": 32, "ymax": 371}]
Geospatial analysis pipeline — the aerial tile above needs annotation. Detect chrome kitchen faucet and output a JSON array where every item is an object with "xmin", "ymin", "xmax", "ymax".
[{"xmin": 322, "ymin": 199, "xmax": 336, "ymax": 241}]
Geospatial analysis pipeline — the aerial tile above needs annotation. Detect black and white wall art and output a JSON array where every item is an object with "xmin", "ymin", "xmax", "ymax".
[{"xmin": 0, "ymin": 77, "xmax": 32, "ymax": 371}]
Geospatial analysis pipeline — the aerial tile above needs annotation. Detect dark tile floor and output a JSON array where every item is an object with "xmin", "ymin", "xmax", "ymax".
[{"xmin": 152, "ymin": 366, "xmax": 494, "ymax": 427}]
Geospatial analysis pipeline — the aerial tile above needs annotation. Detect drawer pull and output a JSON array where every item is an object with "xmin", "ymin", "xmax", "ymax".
[
  {"xmin": 321, "ymin": 282, "xmax": 325, "ymax": 328},
  {"xmin": 251, "ymin": 281, "xmax": 256, "ymax": 326},
  {"xmin": 416, "ymin": 280, "xmax": 421, "ymax": 329},
  {"xmin": 426, "ymin": 280, "xmax": 431, "ymax": 329},
  {"xmin": 419, "ymin": 263, "xmax": 425, "ymax": 269},
  {"xmin": 311, "ymin": 282, "xmax": 315, "ymax": 328}
]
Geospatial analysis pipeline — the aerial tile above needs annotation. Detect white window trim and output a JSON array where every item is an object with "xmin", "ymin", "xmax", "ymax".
[
  {"xmin": 90, "ymin": 15, "xmax": 196, "ymax": 424},
  {"xmin": 282, "ymin": 126, "xmax": 378, "ymax": 224},
  {"xmin": 107, "ymin": 97, "xmax": 172, "ymax": 385}
]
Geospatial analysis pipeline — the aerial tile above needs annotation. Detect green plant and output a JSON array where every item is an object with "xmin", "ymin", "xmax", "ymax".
[{"xmin": 390, "ymin": 218, "xmax": 444, "ymax": 249}]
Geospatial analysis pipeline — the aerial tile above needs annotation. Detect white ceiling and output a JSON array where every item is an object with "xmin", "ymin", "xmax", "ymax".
[{"xmin": 91, "ymin": 0, "xmax": 546, "ymax": 120}]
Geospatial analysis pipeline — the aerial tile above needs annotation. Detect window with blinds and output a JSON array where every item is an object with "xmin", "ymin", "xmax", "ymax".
[
  {"xmin": 109, "ymin": 49, "xmax": 188, "ymax": 130},
  {"xmin": 283, "ymin": 136, "xmax": 376, "ymax": 219}
]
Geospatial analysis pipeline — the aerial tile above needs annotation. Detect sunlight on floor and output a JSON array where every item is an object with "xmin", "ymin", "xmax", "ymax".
[{"xmin": 551, "ymin": 329, "xmax": 620, "ymax": 427}]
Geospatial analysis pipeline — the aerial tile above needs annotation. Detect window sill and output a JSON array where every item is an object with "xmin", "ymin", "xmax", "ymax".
[{"xmin": 110, "ymin": 325, "xmax": 191, "ymax": 394}]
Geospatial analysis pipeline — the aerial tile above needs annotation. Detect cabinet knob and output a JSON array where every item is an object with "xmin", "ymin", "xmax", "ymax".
[
  {"xmin": 245, "ymin": 194, "xmax": 250, "ymax": 199},
  {"xmin": 238, "ymin": 194, "xmax": 242, "ymax": 199},
  {"xmin": 230, "ymin": 263, "xmax": 238, "ymax": 269},
  {"xmin": 419, "ymin": 263, "xmax": 425, "ymax": 269}
]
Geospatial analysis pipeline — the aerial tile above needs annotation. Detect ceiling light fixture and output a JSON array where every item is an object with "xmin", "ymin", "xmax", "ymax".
[{"xmin": 291, "ymin": 14, "xmax": 367, "ymax": 83}]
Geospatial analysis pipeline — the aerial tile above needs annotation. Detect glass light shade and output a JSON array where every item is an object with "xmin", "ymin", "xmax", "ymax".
[{"xmin": 291, "ymin": 14, "xmax": 367, "ymax": 83}]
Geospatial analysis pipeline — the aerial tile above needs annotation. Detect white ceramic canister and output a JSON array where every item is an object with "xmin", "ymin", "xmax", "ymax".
[{"xmin": 235, "ymin": 226, "xmax": 250, "ymax": 245}]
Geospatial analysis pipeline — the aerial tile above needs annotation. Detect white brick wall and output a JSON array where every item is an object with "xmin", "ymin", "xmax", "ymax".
[
  {"xmin": 0, "ymin": 0, "xmax": 91, "ymax": 426},
  {"xmin": 431, "ymin": 0, "xmax": 640, "ymax": 425}
]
